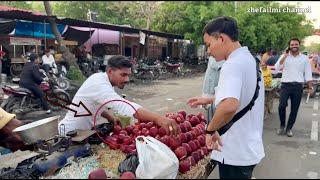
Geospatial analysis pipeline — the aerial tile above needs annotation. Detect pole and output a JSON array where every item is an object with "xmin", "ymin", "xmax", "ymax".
[{"xmin": 44, "ymin": 20, "xmax": 47, "ymax": 50}]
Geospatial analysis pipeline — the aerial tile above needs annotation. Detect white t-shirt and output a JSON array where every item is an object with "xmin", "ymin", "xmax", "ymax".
[
  {"xmin": 211, "ymin": 46, "xmax": 265, "ymax": 166},
  {"xmin": 274, "ymin": 53, "xmax": 312, "ymax": 83},
  {"xmin": 58, "ymin": 72, "xmax": 142, "ymax": 134},
  {"xmin": 42, "ymin": 54, "xmax": 56, "ymax": 68}
]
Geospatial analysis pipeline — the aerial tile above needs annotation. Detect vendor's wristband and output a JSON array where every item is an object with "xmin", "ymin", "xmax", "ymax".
[{"xmin": 205, "ymin": 129, "xmax": 216, "ymax": 135}]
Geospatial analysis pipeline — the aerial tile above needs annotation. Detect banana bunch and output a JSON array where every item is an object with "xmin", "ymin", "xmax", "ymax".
[{"xmin": 262, "ymin": 68, "xmax": 273, "ymax": 88}]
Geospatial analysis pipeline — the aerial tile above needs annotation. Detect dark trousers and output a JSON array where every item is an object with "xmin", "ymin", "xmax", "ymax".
[
  {"xmin": 20, "ymin": 83, "xmax": 50, "ymax": 110},
  {"xmin": 278, "ymin": 82, "xmax": 303, "ymax": 131},
  {"xmin": 218, "ymin": 162, "xmax": 256, "ymax": 179}
]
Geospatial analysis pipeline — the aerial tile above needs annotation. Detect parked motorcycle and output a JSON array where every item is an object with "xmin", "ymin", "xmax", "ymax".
[
  {"xmin": 162, "ymin": 57, "xmax": 184, "ymax": 76},
  {"xmin": 41, "ymin": 66, "xmax": 70, "ymax": 91},
  {"xmin": 132, "ymin": 59, "xmax": 157, "ymax": 81},
  {"xmin": 1, "ymin": 70, "xmax": 71, "ymax": 115}
]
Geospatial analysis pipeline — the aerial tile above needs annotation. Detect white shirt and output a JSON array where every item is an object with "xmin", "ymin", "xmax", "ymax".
[
  {"xmin": 58, "ymin": 72, "xmax": 142, "ymax": 134},
  {"xmin": 211, "ymin": 46, "xmax": 265, "ymax": 166},
  {"xmin": 42, "ymin": 54, "xmax": 56, "ymax": 68},
  {"xmin": 275, "ymin": 53, "xmax": 312, "ymax": 83}
]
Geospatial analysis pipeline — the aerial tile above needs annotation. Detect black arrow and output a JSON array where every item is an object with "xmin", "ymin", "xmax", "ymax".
[{"xmin": 45, "ymin": 92, "xmax": 92, "ymax": 117}]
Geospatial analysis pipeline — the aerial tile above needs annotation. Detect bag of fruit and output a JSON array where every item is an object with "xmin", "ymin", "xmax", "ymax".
[{"xmin": 135, "ymin": 136, "xmax": 179, "ymax": 179}]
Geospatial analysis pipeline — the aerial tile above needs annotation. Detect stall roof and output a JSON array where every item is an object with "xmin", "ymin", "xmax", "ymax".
[
  {"xmin": 0, "ymin": 6, "xmax": 184, "ymax": 40},
  {"xmin": 0, "ymin": 5, "xmax": 53, "ymax": 22},
  {"xmin": 56, "ymin": 18, "xmax": 184, "ymax": 39}
]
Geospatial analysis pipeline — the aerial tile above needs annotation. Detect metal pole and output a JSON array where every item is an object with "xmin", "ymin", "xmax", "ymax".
[{"xmin": 44, "ymin": 20, "xmax": 47, "ymax": 50}]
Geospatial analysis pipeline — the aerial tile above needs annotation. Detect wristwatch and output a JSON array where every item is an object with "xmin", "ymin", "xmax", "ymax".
[{"xmin": 205, "ymin": 129, "xmax": 216, "ymax": 135}]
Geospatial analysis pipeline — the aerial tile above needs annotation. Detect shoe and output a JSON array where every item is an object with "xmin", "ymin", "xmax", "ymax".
[
  {"xmin": 286, "ymin": 130, "xmax": 293, "ymax": 137},
  {"xmin": 46, "ymin": 109, "xmax": 52, "ymax": 114},
  {"xmin": 277, "ymin": 128, "xmax": 285, "ymax": 135}
]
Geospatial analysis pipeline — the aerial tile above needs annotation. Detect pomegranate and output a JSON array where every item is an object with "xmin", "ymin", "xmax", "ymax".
[
  {"xmin": 197, "ymin": 135, "xmax": 206, "ymax": 146},
  {"xmin": 192, "ymin": 127, "xmax": 201, "ymax": 136},
  {"xmin": 146, "ymin": 122, "xmax": 154, "ymax": 129},
  {"xmin": 179, "ymin": 133, "xmax": 188, "ymax": 143},
  {"xmin": 169, "ymin": 136, "xmax": 181, "ymax": 150},
  {"xmin": 190, "ymin": 131, "xmax": 197, "ymax": 140},
  {"xmin": 191, "ymin": 151, "xmax": 201, "ymax": 163},
  {"xmin": 189, "ymin": 116, "xmax": 200, "ymax": 126},
  {"xmin": 119, "ymin": 130, "xmax": 128, "ymax": 136},
  {"xmin": 158, "ymin": 127, "xmax": 167, "ymax": 137},
  {"xmin": 188, "ymin": 141, "xmax": 198, "ymax": 152},
  {"xmin": 88, "ymin": 168, "xmax": 107, "ymax": 179},
  {"xmin": 149, "ymin": 127, "xmax": 158, "ymax": 137},
  {"xmin": 187, "ymin": 156, "xmax": 196, "ymax": 166},
  {"xmin": 201, "ymin": 147, "xmax": 209, "ymax": 156},
  {"xmin": 184, "ymin": 121, "xmax": 192, "ymax": 131},
  {"xmin": 196, "ymin": 112, "xmax": 205, "ymax": 121},
  {"xmin": 125, "ymin": 125, "xmax": 134, "ymax": 134},
  {"xmin": 182, "ymin": 143, "xmax": 192, "ymax": 155},
  {"xmin": 140, "ymin": 123, "xmax": 146, "ymax": 130},
  {"xmin": 177, "ymin": 110, "xmax": 187, "ymax": 119},
  {"xmin": 114, "ymin": 125, "xmax": 122, "ymax": 134},
  {"xmin": 160, "ymin": 135, "xmax": 170, "ymax": 146},
  {"xmin": 174, "ymin": 146, "xmax": 188, "ymax": 160},
  {"xmin": 198, "ymin": 149, "xmax": 204, "ymax": 159},
  {"xmin": 193, "ymin": 139, "xmax": 201, "ymax": 149},
  {"xmin": 179, "ymin": 159, "xmax": 191, "ymax": 173},
  {"xmin": 185, "ymin": 132, "xmax": 193, "ymax": 141},
  {"xmin": 179, "ymin": 123, "xmax": 188, "ymax": 133},
  {"xmin": 120, "ymin": 171, "xmax": 136, "ymax": 179}
]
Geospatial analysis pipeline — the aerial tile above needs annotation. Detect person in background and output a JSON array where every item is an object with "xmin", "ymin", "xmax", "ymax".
[
  {"xmin": 266, "ymin": 50, "xmax": 280, "ymax": 66},
  {"xmin": 42, "ymin": 49, "xmax": 57, "ymax": 73},
  {"xmin": 274, "ymin": 38, "xmax": 313, "ymax": 137},
  {"xmin": 20, "ymin": 53, "xmax": 51, "ymax": 114},
  {"xmin": 261, "ymin": 47, "xmax": 272, "ymax": 64},
  {"xmin": 199, "ymin": 56, "xmax": 225, "ymax": 124},
  {"xmin": 261, "ymin": 60, "xmax": 273, "ymax": 88}
]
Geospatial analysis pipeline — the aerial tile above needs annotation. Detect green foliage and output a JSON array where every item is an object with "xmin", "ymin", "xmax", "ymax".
[
  {"xmin": 3, "ymin": 1, "xmax": 314, "ymax": 54},
  {"xmin": 0, "ymin": 1, "xmax": 32, "ymax": 9},
  {"xmin": 305, "ymin": 43, "xmax": 320, "ymax": 53},
  {"xmin": 66, "ymin": 66, "xmax": 87, "ymax": 85}
]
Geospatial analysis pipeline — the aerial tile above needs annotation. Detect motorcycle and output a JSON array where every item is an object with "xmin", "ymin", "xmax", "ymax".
[
  {"xmin": 41, "ymin": 65, "xmax": 70, "ymax": 91},
  {"xmin": 162, "ymin": 57, "xmax": 184, "ymax": 76},
  {"xmin": 1, "ymin": 69, "xmax": 71, "ymax": 115}
]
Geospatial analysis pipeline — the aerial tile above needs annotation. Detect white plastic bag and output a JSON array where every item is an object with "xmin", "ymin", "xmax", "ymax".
[{"xmin": 135, "ymin": 136, "xmax": 179, "ymax": 179}]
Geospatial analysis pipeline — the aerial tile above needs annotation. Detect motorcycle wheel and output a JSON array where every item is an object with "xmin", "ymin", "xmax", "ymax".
[
  {"xmin": 152, "ymin": 69, "xmax": 161, "ymax": 80},
  {"xmin": 10, "ymin": 64, "xmax": 24, "ymax": 77},
  {"xmin": 4, "ymin": 96, "xmax": 21, "ymax": 113},
  {"xmin": 57, "ymin": 78, "xmax": 70, "ymax": 91}
]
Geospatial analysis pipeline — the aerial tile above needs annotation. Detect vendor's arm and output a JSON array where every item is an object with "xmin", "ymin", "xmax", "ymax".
[
  {"xmin": 133, "ymin": 107, "xmax": 179, "ymax": 135},
  {"xmin": 101, "ymin": 110, "xmax": 120, "ymax": 123},
  {"xmin": 93, "ymin": 84, "xmax": 179, "ymax": 135}
]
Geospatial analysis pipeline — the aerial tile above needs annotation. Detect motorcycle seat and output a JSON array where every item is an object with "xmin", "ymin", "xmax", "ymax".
[{"xmin": 14, "ymin": 88, "xmax": 33, "ymax": 95}]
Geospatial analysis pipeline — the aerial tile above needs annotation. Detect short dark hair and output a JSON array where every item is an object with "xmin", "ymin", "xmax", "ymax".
[
  {"xmin": 29, "ymin": 53, "xmax": 38, "ymax": 62},
  {"xmin": 202, "ymin": 16, "xmax": 239, "ymax": 41},
  {"xmin": 288, "ymin": 38, "xmax": 300, "ymax": 46},
  {"xmin": 107, "ymin": 55, "xmax": 132, "ymax": 70}
]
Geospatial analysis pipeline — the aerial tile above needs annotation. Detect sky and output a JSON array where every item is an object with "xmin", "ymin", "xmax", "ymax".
[{"xmin": 278, "ymin": 1, "xmax": 320, "ymax": 29}]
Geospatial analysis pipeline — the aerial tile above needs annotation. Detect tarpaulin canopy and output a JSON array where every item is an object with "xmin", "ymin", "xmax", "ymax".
[
  {"xmin": 0, "ymin": 20, "xmax": 16, "ymax": 35},
  {"xmin": 62, "ymin": 26, "xmax": 95, "ymax": 45},
  {"xmin": 69, "ymin": 26, "xmax": 120, "ymax": 51},
  {"xmin": 14, "ymin": 20, "xmax": 66, "ymax": 39}
]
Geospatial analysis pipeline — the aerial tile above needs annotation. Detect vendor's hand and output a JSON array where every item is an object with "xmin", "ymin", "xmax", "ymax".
[
  {"xmin": 187, "ymin": 97, "xmax": 213, "ymax": 108},
  {"xmin": 206, "ymin": 131, "xmax": 222, "ymax": 152},
  {"xmin": 308, "ymin": 87, "xmax": 314, "ymax": 95},
  {"xmin": 157, "ymin": 117, "xmax": 179, "ymax": 136}
]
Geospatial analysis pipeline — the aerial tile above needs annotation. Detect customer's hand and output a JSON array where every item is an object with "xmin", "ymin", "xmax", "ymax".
[
  {"xmin": 156, "ymin": 117, "xmax": 180, "ymax": 136},
  {"xmin": 187, "ymin": 97, "xmax": 213, "ymax": 108},
  {"xmin": 206, "ymin": 131, "xmax": 222, "ymax": 152}
]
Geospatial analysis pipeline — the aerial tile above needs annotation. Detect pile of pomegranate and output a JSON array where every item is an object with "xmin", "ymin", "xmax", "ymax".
[{"xmin": 104, "ymin": 110, "xmax": 211, "ymax": 174}]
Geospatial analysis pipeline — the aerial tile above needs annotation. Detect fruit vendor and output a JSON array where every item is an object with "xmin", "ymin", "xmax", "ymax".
[
  {"xmin": 59, "ymin": 55, "xmax": 179, "ymax": 135},
  {"xmin": 187, "ymin": 16, "xmax": 265, "ymax": 179}
]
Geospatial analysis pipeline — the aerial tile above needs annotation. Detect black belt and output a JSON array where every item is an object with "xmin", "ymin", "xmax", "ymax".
[{"xmin": 281, "ymin": 82, "xmax": 303, "ymax": 86}]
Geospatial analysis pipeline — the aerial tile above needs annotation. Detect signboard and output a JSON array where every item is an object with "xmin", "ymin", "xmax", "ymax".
[
  {"xmin": 139, "ymin": 31, "xmax": 146, "ymax": 45},
  {"xmin": 9, "ymin": 37, "xmax": 41, "ymax": 46}
]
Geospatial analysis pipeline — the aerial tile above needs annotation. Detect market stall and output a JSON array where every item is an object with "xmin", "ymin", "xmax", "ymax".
[{"xmin": 0, "ymin": 110, "xmax": 216, "ymax": 179}]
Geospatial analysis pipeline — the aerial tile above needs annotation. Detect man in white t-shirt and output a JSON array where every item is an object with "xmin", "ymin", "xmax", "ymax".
[
  {"xmin": 187, "ymin": 16, "xmax": 264, "ymax": 179},
  {"xmin": 42, "ymin": 49, "xmax": 57, "ymax": 73},
  {"xmin": 59, "ymin": 55, "xmax": 179, "ymax": 135}
]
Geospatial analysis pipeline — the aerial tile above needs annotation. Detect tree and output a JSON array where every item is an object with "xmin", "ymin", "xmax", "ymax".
[{"xmin": 0, "ymin": 1, "xmax": 32, "ymax": 9}]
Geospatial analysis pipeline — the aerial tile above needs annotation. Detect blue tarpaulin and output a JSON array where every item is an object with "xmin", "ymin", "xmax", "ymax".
[{"xmin": 14, "ymin": 20, "xmax": 66, "ymax": 39}]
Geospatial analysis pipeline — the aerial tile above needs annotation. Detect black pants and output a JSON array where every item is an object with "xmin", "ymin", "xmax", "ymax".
[
  {"xmin": 278, "ymin": 82, "xmax": 303, "ymax": 131},
  {"xmin": 20, "ymin": 83, "xmax": 50, "ymax": 110},
  {"xmin": 218, "ymin": 162, "xmax": 256, "ymax": 179}
]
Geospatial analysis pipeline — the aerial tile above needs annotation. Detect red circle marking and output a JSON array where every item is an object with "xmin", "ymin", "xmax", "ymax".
[{"xmin": 93, "ymin": 99, "xmax": 138, "ymax": 144}]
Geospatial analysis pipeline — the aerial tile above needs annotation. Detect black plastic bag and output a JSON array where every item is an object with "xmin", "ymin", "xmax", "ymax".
[{"xmin": 118, "ymin": 154, "xmax": 139, "ymax": 174}]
